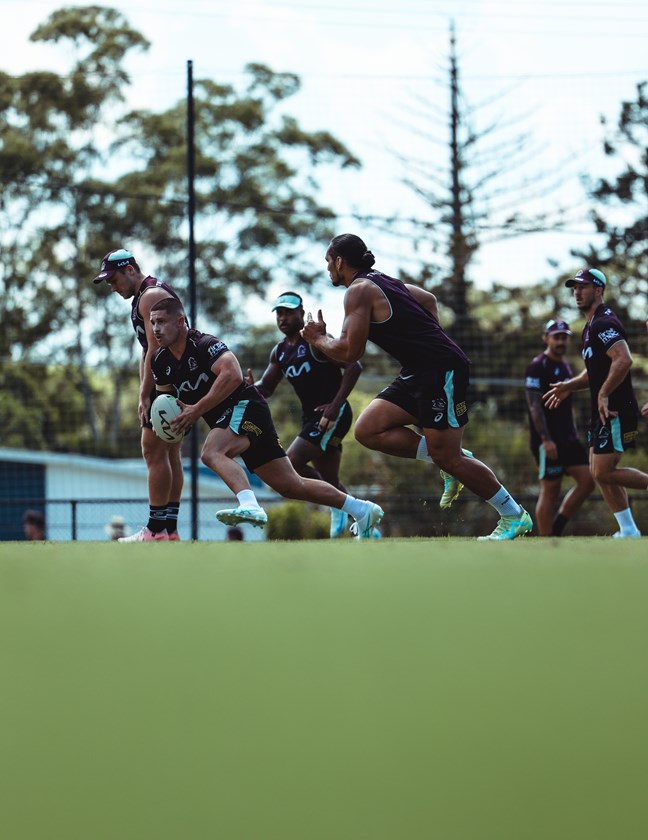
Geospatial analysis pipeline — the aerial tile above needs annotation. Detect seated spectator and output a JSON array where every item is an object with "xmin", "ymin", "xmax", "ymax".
[
  {"xmin": 226, "ymin": 526, "xmax": 244, "ymax": 541},
  {"xmin": 23, "ymin": 510, "xmax": 46, "ymax": 541}
]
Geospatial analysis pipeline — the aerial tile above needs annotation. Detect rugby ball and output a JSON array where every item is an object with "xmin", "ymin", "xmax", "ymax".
[{"xmin": 151, "ymin": 394, "xmax": 184, "ymax": 443}]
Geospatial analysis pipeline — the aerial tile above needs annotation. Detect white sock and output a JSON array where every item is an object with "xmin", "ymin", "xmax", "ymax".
[
  {"xmin": 487, "ymin": 486, "xmax": 522, "ymax": 517},
  {"xmin": 237, "ymin": 489, "xmax": 262, "ymax": 510},
  {"xmin": 416, "ymin": 436, "xmax": 434, "ymax": 463},
  {"xmin": 342, "ymin": 495, "xmax": 367, "ymax": 520},
  {"xmin": 614, "ymin": 508, "xmax": 639, "ymax": 534}
]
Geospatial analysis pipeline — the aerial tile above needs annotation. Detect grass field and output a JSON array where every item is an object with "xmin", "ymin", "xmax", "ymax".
[{"xmin": 1, "ymin": 538, "xmax": 646, "ymax": 840}]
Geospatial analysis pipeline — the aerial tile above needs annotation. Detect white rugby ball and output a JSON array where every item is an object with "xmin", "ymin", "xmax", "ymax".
[{"xmin": 151, "ymin": 394, "xmax": 184, "ymax": 443}]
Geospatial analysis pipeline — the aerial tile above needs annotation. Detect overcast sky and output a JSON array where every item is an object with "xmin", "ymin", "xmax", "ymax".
[{"xmin": 5, "ymin": 0, "xmax": 648, "ymax": 329}]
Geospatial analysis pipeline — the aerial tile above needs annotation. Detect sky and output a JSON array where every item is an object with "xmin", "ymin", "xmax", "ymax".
[{"xmin": 5, "ymin": 0, "xmax": 648, "ymax": 332}]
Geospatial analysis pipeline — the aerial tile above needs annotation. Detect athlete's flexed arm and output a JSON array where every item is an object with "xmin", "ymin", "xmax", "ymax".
[
  {"xmin": 315, "ymin": 359, "xmax": 362, "ymax": 431},
  {"xmin": 245, "ymin": 346, "xmax": 283, "ymax": 398},
  {"xmin": 597, "ymin": 340, "xmax": 633, "ymax": 423},
  {"xmin": 300, "ymin": 280, "xmax": 377, "ymax": 364}
]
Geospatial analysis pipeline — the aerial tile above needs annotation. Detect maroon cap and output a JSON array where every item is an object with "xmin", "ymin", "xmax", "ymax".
[
  {"xmin": 544, "ymin": 319, "xmax": 572, "ymax": 335},
  {"xmin": 565, "ymin": 268, "xmax": 607, "ymax": 288},
  {"xmin": 92, "ymin": 249, "xmax": 137, "ymax": 284}
]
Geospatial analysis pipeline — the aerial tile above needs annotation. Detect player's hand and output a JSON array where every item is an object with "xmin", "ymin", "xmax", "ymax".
[
  {"xmin": 598, "ymin": 394, "xmax": 617, "ymax": 426},
  {"xmin": 543, "ymin": 381, "xmax": 569, "ymax": 409},
  {"xmin": 138, "ymin": 395, "xmax": 152, "ymax": 425},
  {"xmin": 543, "ymin": 439, "xmax": 558, "ymax": 461},
  {"xmin": 244, "ymin": 368, "xmax": 254, "ymax": 386},
  {"xmin": 315, "ymin": 404, "xmax": 336, "ymax": 431},
  {"xmin": 300, "ymin": 310, "xmax": 327, "ymax": 343},
  {"xmin": 642, "ymin": 402, "xmax": 648, "ymax": 418},
  {"xmin": 170, "ymin": 399, "xmax": 197, "ymax": 433}
]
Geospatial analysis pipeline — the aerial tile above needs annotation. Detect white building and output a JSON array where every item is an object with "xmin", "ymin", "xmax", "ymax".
[{"xmin": 0, "ymin": 448, "xmax": 281, "ymax": 542}]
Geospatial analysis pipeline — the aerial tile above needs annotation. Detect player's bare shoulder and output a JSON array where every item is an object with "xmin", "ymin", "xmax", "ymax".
[
  {"xmin": 139, "ymin": 285, "xmax": 175, "ymax": 316},
  {"xmin": 345, "ymin": 275, "xmax": 382, "ymax": 309},
  {"xmin": 346, "ymin": 275, "xmax": 389, "ymax": 322}
]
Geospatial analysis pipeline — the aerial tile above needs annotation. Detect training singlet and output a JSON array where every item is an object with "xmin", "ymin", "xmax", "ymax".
[
  {"xmin": 131, "ymin": 276, "xmax": 182, "ymax": 351},
  {"xmin": 354, "ymin": 270, "xmax": 470, "ymax": 372},
  {"xmin": 581, "ymin": 304, "xmax": 638, "ymax": 419},
  {"xmin": 525, "ymin": 353, "xmax": 580, "ymax": 447},
  {"xmin": 152, "ymin": 329, "xmax": 248, "ymax": 413},
  {"xmin": 274, "ymin": 337, "xmax": 343, "ymax": 415}
]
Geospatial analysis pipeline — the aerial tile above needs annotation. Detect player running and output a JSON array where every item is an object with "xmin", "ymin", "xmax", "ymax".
[
  {"xmin": 301, "ymin": 233, "xmax": 532, "ymax": 540},
  {"xmin": 148, "ymin": 297, "xmax": 383, "ymax": 538},
  {"xmin": 247, "ymin": 291, "xmax": 364, "ymax": 538},
  {"xmin": 545, "ymin": 268, "xmax": 647, "ymax": 538}
]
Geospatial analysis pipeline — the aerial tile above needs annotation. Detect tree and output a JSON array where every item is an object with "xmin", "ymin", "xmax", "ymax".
[
  {"xmin": 107, "ymin": 62, "xmax": 360, "ymax": 335},
  {"xmin": 0, "ymin": 5, "xmax": 360, "ymax": 451},
  {"xmin": 0, "ymin": 6, "xmax": 151, "ymax": 448},
  {"xmin": 389, "ymin": 23, "xmax": 570, "ymax": 361},
  {"xmin": 575, "ymin": 81, "xmax": 648, "ymax": 323}
]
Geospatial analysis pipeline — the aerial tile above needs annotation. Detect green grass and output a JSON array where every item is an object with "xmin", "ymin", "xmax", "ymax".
[{"xmin": 1, "ymin": 538, "xmax": 647, "ymax": 840}]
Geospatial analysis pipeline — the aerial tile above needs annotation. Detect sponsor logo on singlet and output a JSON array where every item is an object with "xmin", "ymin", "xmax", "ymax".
[
  {"xmin": 598, "ymin": 328, "xmax": 620, "ymax": 343},
  {"xmin": 178, "ymin": 372, "xmax": 210, "ymax": 394},
  {"xmin": 285, "ymin": 361, "xmax": 311, "ymax": 379}
]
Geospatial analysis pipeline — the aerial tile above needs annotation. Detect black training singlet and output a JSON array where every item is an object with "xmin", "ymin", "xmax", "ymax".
[
  {"xmin": 131, "ymin": 276, "xmax": 182, "ymax": 351},
  {"xmin": 152, "ymin": 329, "xmax": 248, "ymax": 414},
  {"xmin": 355, "ymin": 270, "xmax": 470, "ymax": 372},
  {"xmin": 275, "ymin": 337, "xmax": 343, "ymax": 415}
]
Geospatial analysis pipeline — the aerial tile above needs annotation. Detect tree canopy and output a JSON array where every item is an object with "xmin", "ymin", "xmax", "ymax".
[
  {"xmin": 576, "ymin": 82, "xmax": 648, "ymax": 308},
  {"xmin": 0, "ymin": 4, "xmax": 360, "ymax": 450}
]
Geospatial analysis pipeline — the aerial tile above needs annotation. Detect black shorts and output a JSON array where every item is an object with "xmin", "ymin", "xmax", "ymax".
[
  {"xmin": 297, "ymin": 401, "xmax": 352, "ymax": 453},
  {"xmin": 531, "ymin": 439, "xmax": 589, "ymax": 480},
  {"xmin": 204, "ymin": 393, "xmax": 286, "ymax": 472},
  {"xmin": 588, "ymin": 414, "xmax": 639, "ymax": 455},
  {"xmin": 376, "ymin": 364, "xmax": 469, "ymax": 431}
]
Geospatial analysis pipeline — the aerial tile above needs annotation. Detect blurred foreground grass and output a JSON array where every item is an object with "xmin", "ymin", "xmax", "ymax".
[{"xmin": 1, "ymin": 538, "xmax": 646, "ymax": 840}]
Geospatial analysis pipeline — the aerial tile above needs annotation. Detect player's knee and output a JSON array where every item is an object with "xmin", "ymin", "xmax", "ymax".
[
  {"xmin": 200, "ymin": 447, "xmax": 222, "ymax": 471},
  {"xmin": 354, "ymin": 418, "xmax": 377, "ymax": 448},
  {"xmin": 271, "ymin": 474, "xmax": 298, "ymax": 498},
  {"xmin": 426, "ymin": 443, "xmax": 456, "ymax": 472},
  {"xmin": 142, "ymin": 442, "xmax": 166, "ymax": 467},
  {"xmin": 590, "ymin": 460, "xmax": 611, "ymax": 484}
]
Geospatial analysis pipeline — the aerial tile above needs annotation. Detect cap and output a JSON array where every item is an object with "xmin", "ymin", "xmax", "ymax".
[
  {"xmin": 565, "ymin": 268, "xmax": 607, "ymax": 288},
  {"xmin": 271, "ymin": 292, "xmax": 303, "ymax": 311},
  {"xmin": 544, "ymin": 319, "xmax": 572, "ymax": 335},
  {"xmin": 93, "ymin": 249, "xmax": 137, "ymax": 284},
  {"xmin": 104, "ymin": 515, "xmax": 130, "ymax": 538}
]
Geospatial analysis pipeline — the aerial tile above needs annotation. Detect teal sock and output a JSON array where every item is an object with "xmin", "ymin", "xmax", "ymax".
[{"xmin": 614, "ymin": 508, "xmax": 639, "ymax": 533}]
